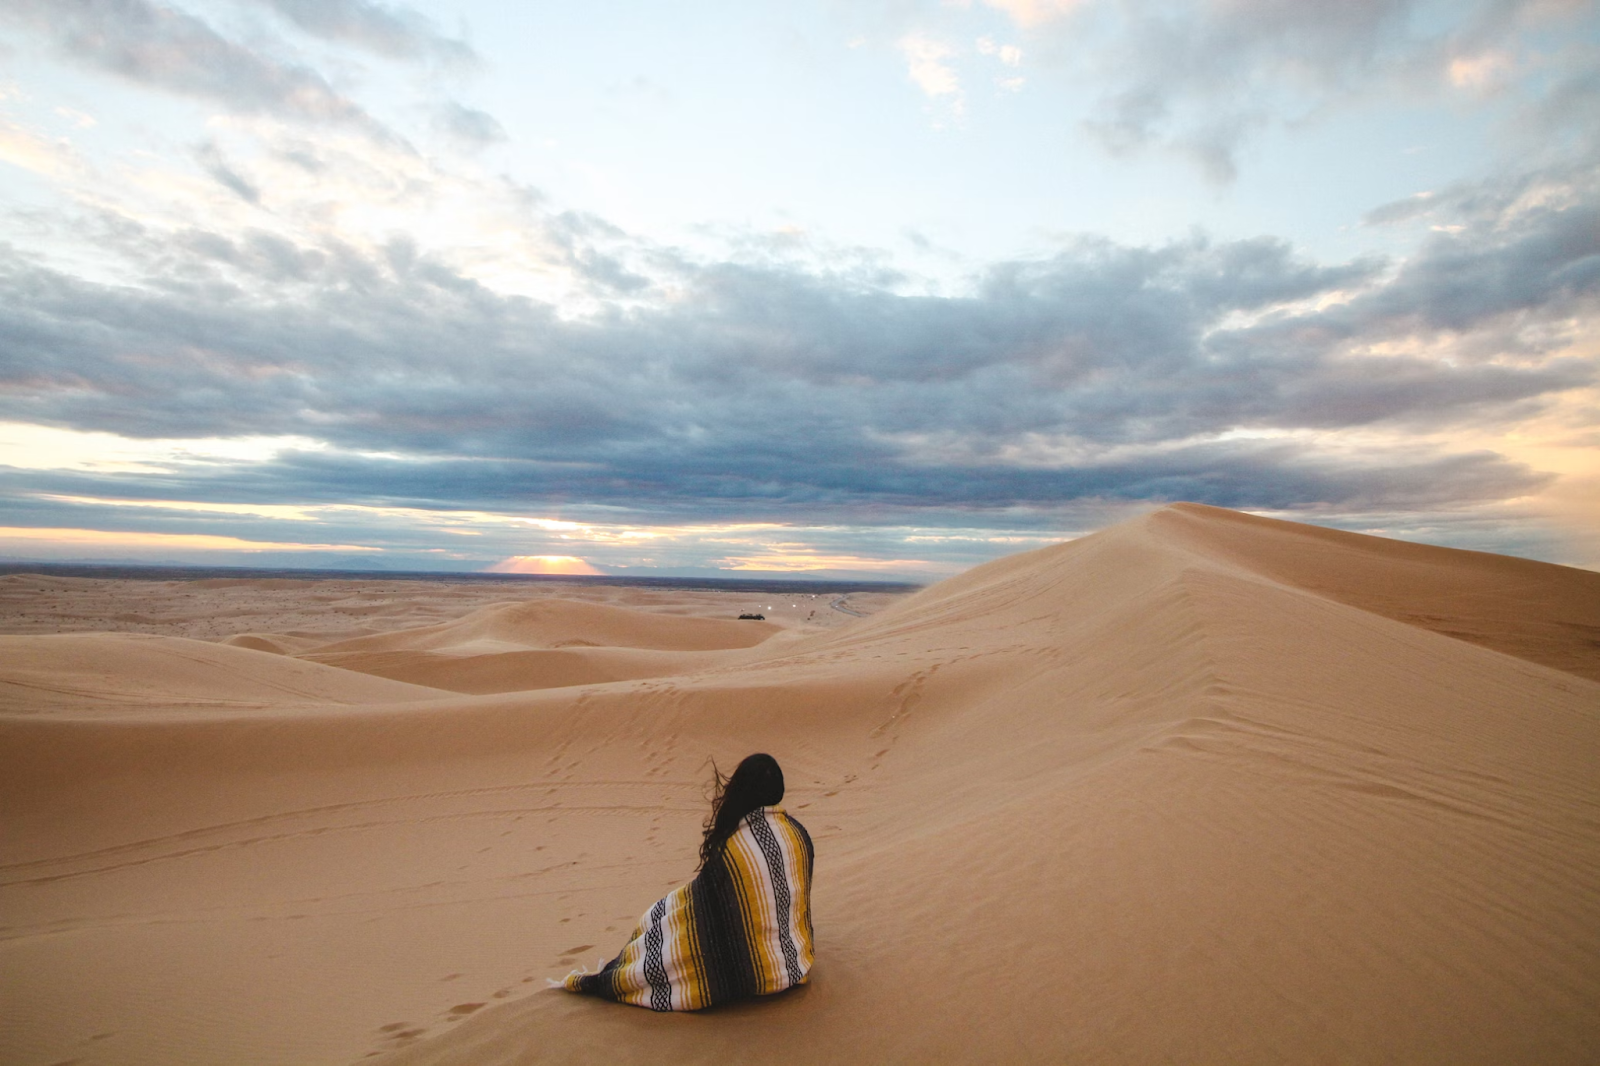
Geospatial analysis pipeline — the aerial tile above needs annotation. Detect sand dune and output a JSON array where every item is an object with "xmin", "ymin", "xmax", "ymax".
[
  {"xmin": 292, "ymin": 598, "xmax": 782, "ymax": 694},
  {"xmin": 0, "ymin": 632, "xmax": 448, "ymax": 716},
  {"xmin": 220, "ymin": 627, "xmax": 299, "ymax": 653},
  {"xmin": 2, "ymin": 504, "xmax": 1596, "ymax": 1065},
  {"xmin": 308, "ymin": 597, "xmax": 780, "ymax": 655},
  {"xmin": 299, "ymin": 646, "xmax": 741, "ymax": 695}
]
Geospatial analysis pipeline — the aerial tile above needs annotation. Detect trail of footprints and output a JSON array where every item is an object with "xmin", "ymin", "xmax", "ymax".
[
  {"xmin": 364, "ymin": 931, "xmax": 632, "ymax": 1059},
  {"xmin": 366, "ymin": 969, "xmax": 548, "ymax": 1056}
]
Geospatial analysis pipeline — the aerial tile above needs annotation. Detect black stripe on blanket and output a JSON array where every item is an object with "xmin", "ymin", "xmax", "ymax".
[
  {"xmin": 690, "ymin": 846, "xmax": 759, "ymax": 1003},
  {"xmin": 643, "ymin": 897, "xmax": 670, "ymax": 1011},
  {"xmin": 748, "ymin": 810, "xmax": 804, "ymax": 986}
]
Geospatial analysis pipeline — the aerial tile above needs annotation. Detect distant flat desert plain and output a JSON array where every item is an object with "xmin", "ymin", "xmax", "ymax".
[{"xmin": 2, "ymin": 503, "xmax": 1598, "ymax": 1065}]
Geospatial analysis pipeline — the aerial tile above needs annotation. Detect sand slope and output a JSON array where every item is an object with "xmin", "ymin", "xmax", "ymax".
[
  {"xmin": 1152, "ymin": 503, "xmax": 1600, "ymax": 681},
  {"xmin": 1, "ymin": 504, "xmax": 1596, "ymax": 1065}
]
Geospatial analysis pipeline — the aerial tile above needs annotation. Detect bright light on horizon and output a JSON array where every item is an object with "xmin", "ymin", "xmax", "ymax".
[{"xmin": 485, "ymin": 555, "xmax": 605, "ymax": 576}]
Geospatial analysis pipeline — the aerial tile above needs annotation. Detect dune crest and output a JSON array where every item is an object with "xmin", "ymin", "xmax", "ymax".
[
  {"xmin": 1157, "ymin": 502, "xmax": 1600, "ymax": 680},
  {"xmin": 1, "ymin": 504, "xmax": 1596, "ymax": 1065}
]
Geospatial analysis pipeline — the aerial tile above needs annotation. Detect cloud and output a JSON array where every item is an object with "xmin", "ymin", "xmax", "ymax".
[
  {"xmin": 1448, "ymin": 49, "xmax": 1515, "ymax": 93},
  {"xmin": 195, "ymin": 139, "xmax": 260, "ymax": 203},
  {"xmin": 899, "ymin": 33, "xmax": 964, "ymax": 117},
  {"xmin": 0, "ymin": 434, "xmax": 1551, "ymax": 533},
  {"xmin": 0, "ymin": 173, "xmax": 1590, "ymax": 533},
  {"xmin": 0, "ymin": 0, "xmax": 393, "ymax": 138},
  {"xmin": 975, "ymin": 36, "xmax": 1022, "ymax": 67},
  {"xmin": 251, "ymin": 0, "xmax": 478, "ymax": 68},
  {"xmin": 990, "ymin": 0, "xmax": 1592, "ymax": 182},
  {"xmin": 983, "ymin": 0, "xmax": 1078, "ymax": 28},
  {"xmin": 0, "ymin": 117, "xmax": 80, "ymax": 178},
  {"xmin": 1338, "ymin": 176, "xmax": 1600, "ymax": 336},
  {"xmin": 1073, "ymin": 0, "xmax": 1425, "ymax": 181},
  {"xmin": 432, "ymin": 101, "xmax": 506, "ymax": 148},
  {"xmin": 976, "ymin": 35, "xmax": 1025, "ymax": 90},
  {"xmin": 0, "ymin": 525, "xmax": 379, "ymax": 553},
  {"xmin": 1362, "ymin": 191, "xmax": 1437, "ymax": 227}
]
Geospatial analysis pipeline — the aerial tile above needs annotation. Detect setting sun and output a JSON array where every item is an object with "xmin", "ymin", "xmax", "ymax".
[{"xmin": 484, "ymin": 555, "xmax": 604, "ymax": 576}]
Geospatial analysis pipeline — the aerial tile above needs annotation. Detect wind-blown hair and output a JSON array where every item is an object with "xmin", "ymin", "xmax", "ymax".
[{"xmin": 699, "ymin": 753, "xmax": 785, "ymax": 869}]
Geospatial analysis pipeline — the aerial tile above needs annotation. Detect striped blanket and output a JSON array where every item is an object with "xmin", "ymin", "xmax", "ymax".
[{"xmin": 563, "ymin": 805, "xmax": 814, "ymax": 1011}]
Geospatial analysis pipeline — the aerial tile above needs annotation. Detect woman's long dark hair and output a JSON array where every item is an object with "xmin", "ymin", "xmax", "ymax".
[{"xmin": 699, "ymin": 753, "xmax": 785, "ymax": 869}]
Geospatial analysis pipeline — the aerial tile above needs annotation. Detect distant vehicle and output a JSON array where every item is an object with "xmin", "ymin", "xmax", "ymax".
[{"xmin": 738, "ymin": 613, "xmax": 766, "ymax": 620}]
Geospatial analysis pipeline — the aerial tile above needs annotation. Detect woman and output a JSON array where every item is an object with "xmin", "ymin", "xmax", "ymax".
[{"xmin": 562, "ymin": 753, "xmax": 815, "ymax": 1011}]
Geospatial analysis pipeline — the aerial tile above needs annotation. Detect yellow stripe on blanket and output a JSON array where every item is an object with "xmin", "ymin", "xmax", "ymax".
[{"xmin": 563, "ymin": 806, "xmax": 815, "ymax": 1011}]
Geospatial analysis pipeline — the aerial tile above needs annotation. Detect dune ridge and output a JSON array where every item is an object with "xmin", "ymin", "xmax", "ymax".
[
  {"xmin": 1, "ymin": 504, "xmax": 1596, "ymax": 1065},
  {"xmin": 1154, "ymin": 503, "xmax": 1600, "ymax": 680}
]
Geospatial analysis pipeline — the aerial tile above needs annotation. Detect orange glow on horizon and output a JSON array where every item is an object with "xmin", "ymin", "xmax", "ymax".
[
  {"xmin": 721, "ymin": 552, "xmax": 938, "ymax": 573},
  {"xmin": 0, "ymin": 526, "xmax": 380, "ymax": 552},
  {"xmin": 485, "ymin": 554, "xmax": 604, "ymax": 575}
]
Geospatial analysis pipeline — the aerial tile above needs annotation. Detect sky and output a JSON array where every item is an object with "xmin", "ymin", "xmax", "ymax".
[{"xmin": 0, "ymin": 0, "xmax": 1597, "ymax": 580}]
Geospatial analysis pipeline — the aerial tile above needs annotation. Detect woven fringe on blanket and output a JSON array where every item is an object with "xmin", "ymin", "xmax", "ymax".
[{"xmin": 563, "ymin": 806, "xmax": 814, "ymax": 1011}]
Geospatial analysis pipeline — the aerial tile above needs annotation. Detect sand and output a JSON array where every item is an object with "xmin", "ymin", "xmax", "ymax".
[{"xmin": 2, "ymin": 503, "xmax": 1597, "ymax": 1064}]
